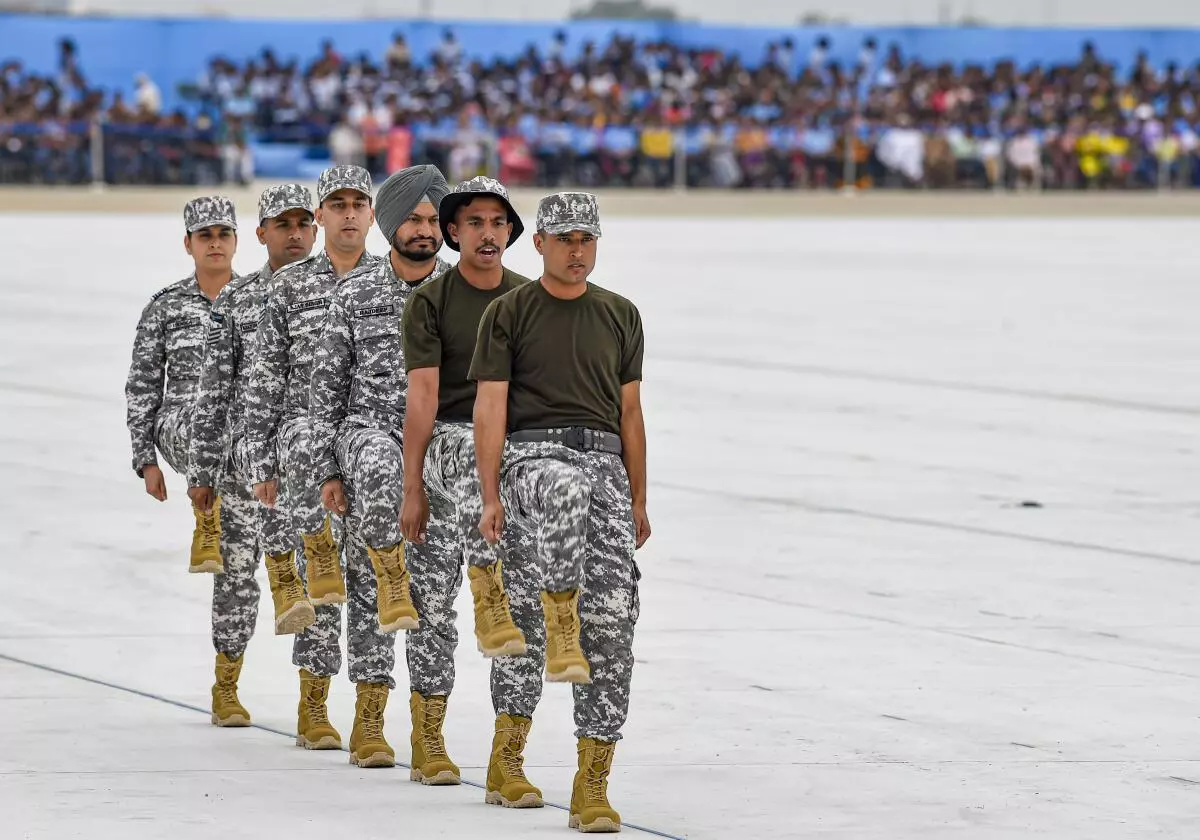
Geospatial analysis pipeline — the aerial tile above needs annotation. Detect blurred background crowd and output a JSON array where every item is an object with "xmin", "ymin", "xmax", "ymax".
[{"xmin": 3, "ymin": 25, "xmax": 1200, "ymax": 190}]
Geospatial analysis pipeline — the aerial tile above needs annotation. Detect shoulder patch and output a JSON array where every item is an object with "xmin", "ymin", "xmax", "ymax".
[
  {"xmin": 355, "ymin": 304, "xmax": 395, "ymax": 319},
  {"xmin": 151, "ymin": 285, "xmax": 175, "ymax": 301}
]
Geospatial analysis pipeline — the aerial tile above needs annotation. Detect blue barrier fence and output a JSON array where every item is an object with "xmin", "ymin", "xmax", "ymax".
[{"xmin": 5, "ymin": 14, "xmax": 1200, "ymax": 111}]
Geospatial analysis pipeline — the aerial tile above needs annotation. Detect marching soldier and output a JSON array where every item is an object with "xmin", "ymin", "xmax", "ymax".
[
  {"xmin": 399, "ymin": 176, "xmax": 545, "ymax": 806},
  {"xmin": 470, "ymin": 192, "xmax": 650, "ymax": 833},
  {"xmin": 125, "ymin": 196, "xmax": 241, "ymax": 722},
  {"xmin": 186, "ymin": 185, "xmax": 320, "ymax": 728},
  {"xmin": 306, "ymin": 164, "xmax": 452, "ymax": 768},
  {"xmin": 244, "ymin": 165, "xmax": 382, "ymax": 753}
]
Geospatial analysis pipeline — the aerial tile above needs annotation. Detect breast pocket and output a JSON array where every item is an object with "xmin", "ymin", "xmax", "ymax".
[
  {"xmin": 287, "ymin": 307, "xmax": 327, "ymax": 368},
  {"xmin": 165, "ymin": 317, "xmax": 204, "ymax": 378},
  {"xmin": 353, "ymin": 316, "xmax": 402, "ymax": 378}
]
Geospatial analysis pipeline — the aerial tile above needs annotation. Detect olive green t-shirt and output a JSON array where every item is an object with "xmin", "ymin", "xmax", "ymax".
[
  {"xmin": 402, "ymin": 265, "xmax": 530, "ymax": 422},
  {"xmin": 468, "ymin": 280, "xmax": 644, "ymax": 435}
]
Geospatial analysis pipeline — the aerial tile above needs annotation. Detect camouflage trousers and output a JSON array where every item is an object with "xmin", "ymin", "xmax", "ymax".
[
  {"xmin": 152, "ymin": 402, "xmax": 192, "ymax": 476},
  {"xmin": 209, "ymin": 474, "xmax": 261, "ymax": 661},
  {"xmin": 323, "ymin": 422, "xmax": 411, "ymax": 688},
  {"xmin": 502, "ymin": 442, "xmax": 640, "ymax": 742},
  {"xmin": 407, "ymin": 423, "xmax": 546, "ymax": 717},
  {"xmin": 160, "ymin": 406, "xmax": 261, "ymax": 661},
  {"xmin": 257, "ymin": 417, "xmax": 393, "ymax": 686}
]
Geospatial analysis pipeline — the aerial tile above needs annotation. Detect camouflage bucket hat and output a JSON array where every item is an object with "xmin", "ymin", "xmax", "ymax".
[
  {"xmin": 183, "ymin": 195, "xmax": 237, "ymax": 233},
  {"xmin": 536, "ymin": 192, "xmax": 602, "ymax": 238},
  {"xmin": 258, "ymin": 183, "xmax": 314, "ymax": 223},
  {"xmin": 438, "ymin": 175, "xmax": 524, "ymax": 252},
  {"xmin": 317, "ymin": 165, "xmax": 373, "ymax": 203}
]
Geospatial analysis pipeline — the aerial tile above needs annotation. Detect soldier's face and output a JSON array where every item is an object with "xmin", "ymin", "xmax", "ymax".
[
  {"xmin": 317, "ymin": 190, "xmax": 373, "ymax": 253},
  {"xmin": 184, "ymin": 226, "xmax": 236, "ymax": 270},
  {"xmin": 449, "ymin": 197, "xmax": 512, "ymax": 271},
  {"xmin": 535, "ymin": 230, "xmax": 597, "ymax": 285},
  {"xmin": 257, "ymin": 209, "xmax": 316, "ymax": 269},
  {"xmin": 392, "ymin": 201, "xmax": 442, "ymax": 261}
]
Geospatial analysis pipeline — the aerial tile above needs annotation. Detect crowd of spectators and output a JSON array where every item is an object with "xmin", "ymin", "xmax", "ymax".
[{"xmin": 5, "ymin": 31, "xmax": 1200, "ymax": 190}]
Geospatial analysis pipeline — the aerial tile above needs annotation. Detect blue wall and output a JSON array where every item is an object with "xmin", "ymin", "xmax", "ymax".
[{"xmin": 4, "ymin": 14, "xmax": 1200, "ymax": 110}]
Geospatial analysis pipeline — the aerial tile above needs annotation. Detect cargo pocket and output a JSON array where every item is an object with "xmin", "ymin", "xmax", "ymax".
[{"xmin": 629, "ymin": 559, "xmax": 642, "ymax": 625}]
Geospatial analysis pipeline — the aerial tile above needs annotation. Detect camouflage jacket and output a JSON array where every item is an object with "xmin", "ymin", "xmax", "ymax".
[
  {"xmin": 308, "ymin": 255, "xmax": 452, "ymax": 484},
  {"xmin": 187, "ymin": 262, "xmax": 275, "ymax": 489},
  {"xmin": 244, "ymin": 250, "xmax": 382, "ymax": 483},
  {"xmin": 125, "ymin": 274, "xmax": 219, "ymax": 476}
]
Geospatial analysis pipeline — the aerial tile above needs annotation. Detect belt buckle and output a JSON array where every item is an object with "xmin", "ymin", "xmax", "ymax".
[{"xmin": 563, "ymin": 427, "xmax": 585, "ymax": 450}]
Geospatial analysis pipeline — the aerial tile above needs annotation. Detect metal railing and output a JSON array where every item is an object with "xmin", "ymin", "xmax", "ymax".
[{"xmin": 0, "ymin": 118, "xmax": 1195, "ymax": 192}]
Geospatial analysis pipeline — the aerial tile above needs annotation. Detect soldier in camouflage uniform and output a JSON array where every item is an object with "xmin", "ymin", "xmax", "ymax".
[
  {"xmin": 245, "ymin": 165, "xmax": 383, "ymax": 754},
  {"xmin": 308, "ymin": 164, "xmax": 453, "ymax": 769},
  {"xmin": 125, "ymin": 196, "xmax": 246, "ymax": 725},
  {"xmin": 399, "ymin": 176, "xmax": 546, "ymax": 805},
  {"xmin": 470, "ymin": 193, "xmax": 650, "ymax": 834},
  {"xmin": 187, "ymin": 185, "xmax": 319, "ymax": 661}
]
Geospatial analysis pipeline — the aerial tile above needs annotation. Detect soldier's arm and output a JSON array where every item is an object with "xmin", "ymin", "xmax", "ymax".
[
  {"xmin": 472, "ymin": 380, "xmax": 509, "ymax": 506},
  {"xmin": 400, "ymin": 292, "xmax": 442, "ymax": 495},
  {"xmin": 245, "ymin": 274, "xmax": 289, "ymax": 483},
  {"xmin": 618, "ymin": 306, "xmax": 649, "ymax": 547},
  {"xmin": 307, "ymin": 290, "xmax": 354, "ymax": 489},
  {"xmin": 188, "ymin": 306, "xmax": 235, "ymax": 490},
  {"xmin": 468, "ymin": 299, "xmax": 513, "ymax": 507},
  {"xmin": 125, "ymin": 298, "xmax": 166, "ymax": 476}
]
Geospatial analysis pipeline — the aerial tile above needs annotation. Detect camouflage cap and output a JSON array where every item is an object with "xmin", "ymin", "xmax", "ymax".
[
  {"xmin": 536, "ymin": 192, "xmax": 601, "ymax": 237},
  {"xmin": 258, "ymin": 183, "xmax": 314, "ymax": 223},
  {"xmin": 317, "ymin": 164, "xmax": 373, "ymax": 203},
  {"xmin": 438, "ymin": 175, "xmax": 524, "ymax": 251},
  {"xmin": 183, "ymin": 195, "xmax": 237, "ymax": 233}
]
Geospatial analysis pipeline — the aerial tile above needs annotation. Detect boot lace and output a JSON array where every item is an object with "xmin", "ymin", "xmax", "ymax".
[
  {"xmin": 554, "ymin": 598, "xmax": 582, "ymax": 654},
  {"xmin": 303, "ymin": 678, "xmax": 332, "ymax": 725},
  {"xmin": 197, "ymin": 510, "xmax": 220, "ymax": 552},
  {"xmin": 420, "ymin": 696, "xmax": 450, "ymax": 759},
  {"xmin": 482, "ymin": 565, "xmax": 513, "ymax": 628},
  {"xmin": 215, "ymin": 664, "xmax": 241, "ymax": 708},
  {"xmin": 278, "ymin": 564, "xmax": 306, "ymax": 603},
  {"xmin": 358, "ymin": 691, "xmax": 385, "ymax": 742},
  {"xmin": 382, "ymin": 552, "xmax": 412, "ymax": 605},
  {"xmin": 310, "ymin": 534, "xmax": 340, "ymax": 580},
  {"xmin": 583, "ymin": 743, "xmax": 613, "ymax": 803},
  {"xmin": 497, "ymin": 725, "xmax": 529, "ymax": 780}
]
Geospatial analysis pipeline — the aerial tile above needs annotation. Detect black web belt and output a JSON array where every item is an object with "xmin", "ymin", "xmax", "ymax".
[{"xmin": 508, "ymin": 427, "xmax": 623, "ymax": 454}]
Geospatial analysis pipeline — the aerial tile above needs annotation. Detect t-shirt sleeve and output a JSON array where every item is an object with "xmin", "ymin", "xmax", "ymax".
[
  {"xmin": 402, "ymin": 288, "xmax": 442, "ymax": 372},
  {"xmin": 467, "ymin": 297, "xmax": 513, "ymax": 382},
  {"xmin": 618, "ymin": 301, "xmax": 644, "ymax": 384}
]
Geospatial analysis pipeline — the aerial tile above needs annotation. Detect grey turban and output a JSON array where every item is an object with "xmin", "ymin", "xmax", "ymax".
[{"xmin": 374, "ymin": 164, "xmax": 451, "ymax": 245}]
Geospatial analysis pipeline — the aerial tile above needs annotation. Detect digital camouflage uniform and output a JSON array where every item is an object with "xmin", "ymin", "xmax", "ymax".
[
  {"xmin": 308, "ymin": 253, "xmax": 452, "ymax": 687},
  {"xmin": 245, "ymin": 167, "xmax": 384, "ymax": 681},
  {"xmin": 186, "ymin": 184, "xmax": 316, "ymax": 657},
  {"xmin": 186, "ymin": 268, "xmax": 266, "ymax": 659},
  {"xmin": 469, "ymin": 192, "xmax": 644, "ymax": 744},
  {"xmin": 125, "ymin": 195, "xmax": 238, "ymax": 479},
  {"xmin": 404, "ymin": 269, "xmax": 546, "ymax": 714}
]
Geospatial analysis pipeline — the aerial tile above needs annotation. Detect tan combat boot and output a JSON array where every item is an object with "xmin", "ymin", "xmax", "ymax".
[
  {"xmin": 189, "ymin": 497, "xmax": 223, "ymax": 574},
  {"xmin": 485, "ymin": 714, "xmax": 544, "ymax": 808},
  {"xmin": 409, "ymin": 692, "xmax": 461, "ymax": 785},
  {"xmin": 348, "ymin": 682, "xmax": 395, "ymax": 768},
  {"xmin": 301, "ymin": 515, "xmax": 346, "ymax": 605},
  {"xmin": 569, "ymin": 738, "xmax": 621, "ymax": 833},
  {"xmin": 541, "ymin": 590, "xmax": 590, "ymax": 683},
  {"xmin": 469, "ymin": 561, "xmax": 527, "ymax": 657},
  {"xmin": 265, "ymin": 552, "xmax": 316, "ymax": 635},
  {"xmin": 367, "ymin": 543, "xmax": 419, "ymax": 632},
  {"xmin": 211, "ymin": 652, "xmax": 250, "ymax": 727},
  {"xmin": 296, "ymin": 669, "xmax": 341, "ymax": 750}
]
